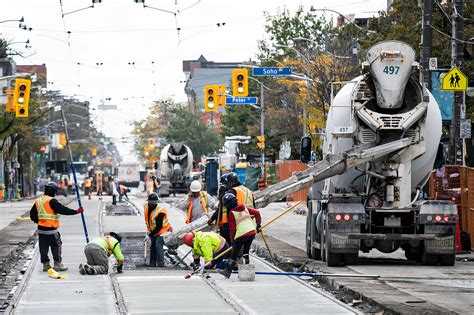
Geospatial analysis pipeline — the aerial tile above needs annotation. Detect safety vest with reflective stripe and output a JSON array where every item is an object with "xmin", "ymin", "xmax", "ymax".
[
  {"xmin": 144, "ymin": 203, "xmax": 171, "ymax": 236},
  {"xmin": 193, "ymin": 231, "xmax": 226, "ymax": 262},
  {"xmin": 185, "ymin": 192, "xmax": 209, "ymax": 224},
  {"xmin": 233, "ymin": 207, "xmax": 256, "ymax": 240},
  {"xmin": 218, "ymin": 204, "xmax": 228, "ymax": 226},
  {"xmin": 234, "ymin": 186, "xmax": 254, "ymax": 208},
  {"xmin": 35, "ymin": 195, "xmax": 60, "ymax": 228}
]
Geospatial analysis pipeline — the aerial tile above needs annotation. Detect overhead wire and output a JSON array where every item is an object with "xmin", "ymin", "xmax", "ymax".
[{"xmin": 430, "ymin": 24, "xmax": 474, "ymax": 45}]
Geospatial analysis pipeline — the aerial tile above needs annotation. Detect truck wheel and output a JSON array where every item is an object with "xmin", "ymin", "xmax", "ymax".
[
  {"xmin": 422, "ymin": 252, "xmax": 438, "ymax": 266},
  {"xmin": 324, "ymin": 219, "xmax": 342, "ymax": 266},
  {"xmin": 306, "ymin": 201, "xmax": 321, "ymax": 260},
  {"xmin": 439, "ymin": 254, "xmax": 455, "ymax": 266},
  {"xmin": 305, "ymin": 206, "xmax": 312, "ymax": 258},
  {"xmin": 343, "ymin": 253, "xmax": 358, "ymax": 265},
  {"xmin": 404, "ymin": 247, "xmax": 420, "ymax": 261}
]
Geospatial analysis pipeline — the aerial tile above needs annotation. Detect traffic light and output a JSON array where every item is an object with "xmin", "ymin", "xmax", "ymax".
[
  {"xmin": 91, "ymin": 147, "xmax": 97, "ymax": 157},
  {"xmin": 257, "ymin": 135, "xmax": 265, "ymax": 150},
  {"xmin": 6, "ymin": 89, "xmax": 15, "ymax": 112},
  {"xmin": 148, "ymin": 138, "xmax": 155, "ymax": 149},
  {"xmin": 232, "ymin": 69, "xmax": 248, "ymax": 97},
  {"xmin": 300, "ymin": 136, "xmax": 312, "ymax": 163},
  {"xmin": 58, "ymin": 133, "xmax": 67, "ymax": 149},
  {"xmin": 204, "ymin": 85, "xmax": 218, "ymax": 112},
  {"xmin": 14, "ymin": 79, "xmax": 31, "ymax": 118}
]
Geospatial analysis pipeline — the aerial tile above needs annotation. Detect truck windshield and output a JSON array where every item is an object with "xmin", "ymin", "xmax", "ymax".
[{"xmin": 73, "ymin": 163, "xmax": 88, "ymax": 175}]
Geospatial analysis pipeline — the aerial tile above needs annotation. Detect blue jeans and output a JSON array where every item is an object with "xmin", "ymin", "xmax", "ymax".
[{"xmin": 150, "ymin": 235, "xmax": 164, "ymax": 267}]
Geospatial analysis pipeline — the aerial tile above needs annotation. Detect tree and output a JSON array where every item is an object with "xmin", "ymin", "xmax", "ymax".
[{"xmin": 132, "ymin": 99, "xmax": 222, "ymax": 161}]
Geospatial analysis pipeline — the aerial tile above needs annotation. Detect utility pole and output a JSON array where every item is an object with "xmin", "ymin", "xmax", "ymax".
[
  {"xmin": 421, "ymin": 0, "xmax": 433, "ymax": 90},
  {"xmin": 450, "ymin": 0, "xmax": 465, "ymax": 164}
]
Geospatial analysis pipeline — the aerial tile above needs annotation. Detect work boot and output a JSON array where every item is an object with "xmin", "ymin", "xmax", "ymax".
[
  {"xmin": 83, "ymin": 264, "xmax": 97, "ymax": 275},
  {"xmin": 79, "ymin": 264, "xmax": 86, "ymax": 275},
  {"xmin": 243, "ymin": 254, "xmax": 250, "ymax": 265},
  {"xmin": 54, "ymin": 261, "xmax": 68, "ymax": 271},
  {"xmin": 217, "ymin": 260, "xmax": 235, "ymax": 279},
  {"xmin": 42, "ymin": 262, "xmax": 52, "ymax": 272}
]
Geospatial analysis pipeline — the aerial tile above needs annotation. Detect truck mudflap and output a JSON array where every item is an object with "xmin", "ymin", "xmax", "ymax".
[
  {"xmin": 424, "ymin": 236, "xmax": 456, "ymax": 254},
  {"xmin": 329, "ymin": 233, "xmax": 359, "ymax": 253},
  {"xmin": 345, "ymin": 233, "xmax": 456, "ymax": 254}
]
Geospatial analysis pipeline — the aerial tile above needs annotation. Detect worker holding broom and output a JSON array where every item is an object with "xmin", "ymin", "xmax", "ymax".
[
  {"xmin": 218, "ymin": 192, "xmax": 261, "ymax": 279},
  {"xmin": 181, "ymin": 231, "xmax": 230, "ymax": 271}
]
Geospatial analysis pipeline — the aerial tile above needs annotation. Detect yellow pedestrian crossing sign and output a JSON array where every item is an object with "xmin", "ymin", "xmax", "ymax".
[{"xmin": 441, "ymin": 66, "xmax": 468, "ymax": 91}]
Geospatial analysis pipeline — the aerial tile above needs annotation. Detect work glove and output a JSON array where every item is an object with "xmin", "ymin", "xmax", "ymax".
[
  {"xmin": 190, "ymin": 262, "xmax": 201, "ymax": 271},
  {"xmin": 169, "ymin": 226, "xmax": 173, "ymax": 233},
  {"xmin": 145, "ymin": 235, "xmax": 151, "ymax": 243},
  {"xmin": 117, "ymin": 264, "xmax": 123, "ymax": 273},
  {"xmin": 204, "ymin": 263, "xmax": 213, "ymax": 270},
  {"xmin": 256, "ymin": 223, "xmax": 261, "ymax": 232},
  {"xmin": 76, "ymin": 207, "xmax": 84, "ymax": 214},
  {"xmin": 207, "ymin": 218, "xmax": 214, "ymax": 226}
]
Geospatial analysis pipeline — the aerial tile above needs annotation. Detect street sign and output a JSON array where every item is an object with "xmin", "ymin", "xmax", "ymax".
[
  {"xmin": 225, "ymin": 97, "xmax": 258, "ymax": 105},
  {"xmin": 460, "ymin": 119, "xmax": 471, "ymax": 139},
  {"xmin": 428, "ymin": 57, "xmax": 438, "ymax": 70},
  {"xmin": 252, "ymin": 67, "xmax": 292, "ymax": 76},
  {"xmin": 441, "ymin": 66, "xmax": 468, "ymax": 91}
]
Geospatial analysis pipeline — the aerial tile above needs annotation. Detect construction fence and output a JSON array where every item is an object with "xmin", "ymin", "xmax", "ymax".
[{"xmin": 429, "ymin": 165, "xmax": 474, "ymax": 249}]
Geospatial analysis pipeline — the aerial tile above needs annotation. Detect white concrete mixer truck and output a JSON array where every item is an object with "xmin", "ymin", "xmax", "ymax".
[
  {"xmin": 252, "ymin": 40, "xmax": 457, "ymax": 267},
  {"xmin": 159, "ymin": 143, "xmax": 194, "ymax": 196}
]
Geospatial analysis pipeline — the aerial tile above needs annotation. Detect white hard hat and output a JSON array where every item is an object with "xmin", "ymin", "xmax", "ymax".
[{"xmin": 190, "ymin": 180, "xmax": 202, "ymax": 192}]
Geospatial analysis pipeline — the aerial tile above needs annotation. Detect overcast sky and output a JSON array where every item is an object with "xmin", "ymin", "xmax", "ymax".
[{"xmin": 1, "ymin": 0, "xmax": 386, "ymax": 160}]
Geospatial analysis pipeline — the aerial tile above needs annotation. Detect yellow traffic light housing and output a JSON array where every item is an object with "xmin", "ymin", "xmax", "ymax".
[
  {"xmin": 148, "ymin": 138, "xmax": 155, "ymax": 149},
  {"xmin": 232, "ymin": 69, "xmax": 248, "ymax": 97},
  {"xmin": 204, "ymin": 85, "xmax": 218, "ymax": 112},
  {"xmin": 14, "ymin": 79, "xmax": 31, "ymax": 118},
  {"xmin": 6, "ymin": 89, "xmax": 15, "ymax": 112},
  {"xmin": 257, "ymin": 135, "xmax": 265, "ymax": 149}
]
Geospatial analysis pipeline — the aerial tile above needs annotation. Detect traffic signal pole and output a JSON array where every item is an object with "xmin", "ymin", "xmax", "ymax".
[{"xmin": 60, "ymin": 108, "xmax": 90, "ymax": 243}]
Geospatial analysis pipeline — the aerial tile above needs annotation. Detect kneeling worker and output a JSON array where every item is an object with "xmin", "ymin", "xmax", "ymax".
[
  {"xmin": 144, "ymin": 192, "xmax": 173, "ymax": 267},
  {"xmin": 79, "ymin": 232, "xmax": 124, "ymax": 275},
  {"xmin": 182, "ymin": 231, "xmax": 229, "ymax": 270}
]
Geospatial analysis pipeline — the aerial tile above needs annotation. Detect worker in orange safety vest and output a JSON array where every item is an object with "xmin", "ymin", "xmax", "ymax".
[
  {"xmin": 144, "ymin": 192, "xmax": 173, "ymax": 267},
  {"xmin": 179, "ymin": 180, "xmax": 218, "ymax": 224}
]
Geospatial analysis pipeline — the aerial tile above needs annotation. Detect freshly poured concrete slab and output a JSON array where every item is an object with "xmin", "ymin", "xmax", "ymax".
[
  {"xmin": 117, "ymin": 270, "xmax": 236, "ymax": 314},
  {"xmin": 209, "ymin": 256, "xmax": 357, "ymax": 314}
]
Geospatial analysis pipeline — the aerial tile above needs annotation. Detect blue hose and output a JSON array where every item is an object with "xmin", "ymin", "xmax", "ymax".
[{"xmin": 232, "ymin": 271, "xmax": 319, "ymax": 277}]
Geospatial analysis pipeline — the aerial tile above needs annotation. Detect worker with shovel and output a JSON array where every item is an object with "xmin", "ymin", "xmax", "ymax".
[
  {"xmin": 182, "ymin": 231, "xmax": 229, "ymax": 271},
  {"xmin": 30, "ymin": 182, "xmax": 84, "ymax": 272},
  {"xmin": 218, "ymin": 192, "xmax": 261, "ymax": 279},
  {"xmin": 79, "ymin": 232, "xmax": 124, "ymax": 275},
  {"xmin": 144, "ymin": 192, "xmax": 173, "ymax": 267}
]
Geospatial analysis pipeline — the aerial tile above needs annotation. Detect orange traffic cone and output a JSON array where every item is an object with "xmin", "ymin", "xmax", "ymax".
[{"xmin": 456, "ymin": 219, "xmax": 462, "ymax": 254}]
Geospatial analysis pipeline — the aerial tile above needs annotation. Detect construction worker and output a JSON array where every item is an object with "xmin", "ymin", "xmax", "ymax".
[
  {"xmin": 182, "ymin": 231, "xmax": 229, "ymax": 270},
  {"xmin": 146, "ymin": 173, "xmax": 155, "ymax": 196},
  {"xmin": 218, "ymin": 192, "xmax": 261, "ymax": 279},
  {"xmin": 144, "ymin": 192, "xmax": 173, "ymax": 267},
  {"xmin": 208, "ymin": 177, "xmax": 231, "ymax": 243},
  {"xmin": 179, "ymin": 180, "xmax": 218, "ymax": 224},
  {"xmin": 30, "ymin": 182, "xmax": 84, "ymax": 272},
  {"xmin": 226, "ymin": 172, "xmax": 255, "ymax": 207},
  {"xmin": 79, "ymin": 232, "xmax": 124, "ymax": 275},
  {"xmin": 151, "ymin": 175, "xmax": 161, "ymax": 196},
  {"xmin": 117, "ymin": 184, "xmax": 130, "ymax": 202},
  {"xmin": 84, "ymin": 177, "xmax": 92, "ymax": 200}
]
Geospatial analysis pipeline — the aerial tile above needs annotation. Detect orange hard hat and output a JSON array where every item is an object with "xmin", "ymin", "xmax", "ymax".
[{"xmin": 182, "ymin": 232, "xmax": 195, "ymax": 247}]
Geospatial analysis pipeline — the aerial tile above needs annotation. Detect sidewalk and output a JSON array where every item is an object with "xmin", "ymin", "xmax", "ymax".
[
  {"xmin": 0, "ymin": 199, "xmax": 35, "ymax": 231},
  {"xmin": 12, "ymin": 196, "xmax": 117, "ymax": 314}
]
